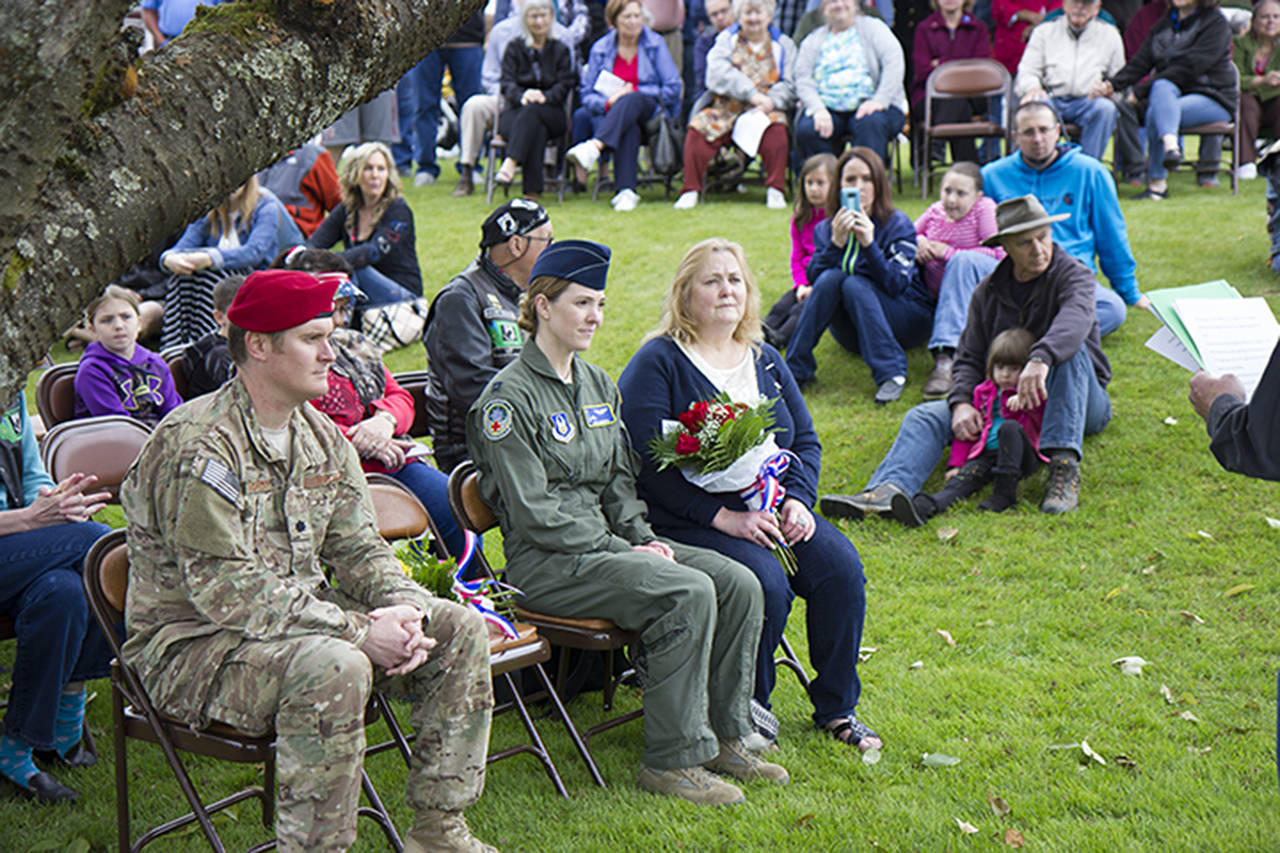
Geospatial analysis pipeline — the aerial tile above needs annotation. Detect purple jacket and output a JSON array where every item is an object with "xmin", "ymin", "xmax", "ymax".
[
  {"xmin": 74, "ymin": 341, "xmax": 182, "ymax": 427},
  {"xmin": 947, "ymin": 378, "xmax": 1048, "ymax": 467},
  {"xmin": 911, "ymin": 12, "xmax": 993, "ymax": 109}
]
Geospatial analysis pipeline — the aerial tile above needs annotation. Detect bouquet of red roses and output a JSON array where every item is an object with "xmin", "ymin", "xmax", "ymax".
[{"xmin": 648, "ymin": 393, "xmax": 797, "ymax": 574}]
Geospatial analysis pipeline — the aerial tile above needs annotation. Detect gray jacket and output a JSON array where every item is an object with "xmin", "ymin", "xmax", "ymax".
[
  {"xmin": 794, "ymin": 16, "xmax": 907, "ymax": 116},
  {"xmin": 704, "ymin": 25, "xmax": 797, "ymax": 111}
]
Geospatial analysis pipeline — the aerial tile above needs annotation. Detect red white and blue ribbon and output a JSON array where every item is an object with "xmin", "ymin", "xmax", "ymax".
[
  {"xmin": 448, "ymin": 530, "xmax": 522, "ymax": 640},
  {"xmin": 738, "ymin": 450, "xmax": 793, "ymax": 512}
]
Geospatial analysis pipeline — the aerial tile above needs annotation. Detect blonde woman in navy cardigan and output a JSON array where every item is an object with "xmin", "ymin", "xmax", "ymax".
[{"xmin": 618, "ymin": 237, "xmax": 881, "ymax": 752}]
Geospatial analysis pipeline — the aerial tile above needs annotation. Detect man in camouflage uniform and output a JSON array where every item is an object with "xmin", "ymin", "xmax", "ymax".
[
  {"xmin": 121, "ymin": 269, "xmax": 495, "ymax": 853},
  {"xmin": 423, "ymin": 199, "xmax": 552, "ymax": 473}
]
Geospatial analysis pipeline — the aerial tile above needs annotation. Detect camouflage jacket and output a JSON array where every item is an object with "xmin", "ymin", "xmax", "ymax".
[{"xmin": 121, "ymin": 377, "xmax": 426, "ymax": 727}]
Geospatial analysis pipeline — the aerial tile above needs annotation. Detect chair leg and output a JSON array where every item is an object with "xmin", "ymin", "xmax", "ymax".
[
  {"xmin": 114, "ymin": 687, "xmax": 130, "ymax": 853},
  {"xmin": 359, "ymin": 770, "xmax": 405, "ymax": 851},
  {"xmin": 263, "ymin": 746, "xmax": 276, "ymax": 829},
  {"xmin": 533, "ymin": 661, "xmax": 605, "ymax": 788},
  {"xmin": 373, "ymin": 692, "xmax": 416, "ymax": 768},
  {"xmin": 601, "ymin": 649, "xmax": 616, "ymax": 712},
  {"xmin": 493, "ymin": 671, "xmax": 569, "ymax": 798},
  {"xmin": 775, "ymin": 635, "xmax": 811, "ymax": 690}
]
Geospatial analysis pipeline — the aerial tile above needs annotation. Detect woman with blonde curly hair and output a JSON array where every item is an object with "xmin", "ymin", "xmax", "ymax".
[
  {"xmin": 619, "ymin": 237, "xmax": 881, "ymax": 752},
  {"xmin": 307, "ymin": 141, "xmax": 423, "ymax": 305}
]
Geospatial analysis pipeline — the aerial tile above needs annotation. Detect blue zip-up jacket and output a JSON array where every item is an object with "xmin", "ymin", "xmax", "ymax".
[
  {"xmin": 159, "ymin": 194, "xmax": 280, "ymax": 272},
  {"xmin": 981, "ymin": 143, "xmax": 1142, "ymax": 306},
  {"xmin": 580, "ymin": 27, "xmax": 683, "ymax": 120},
  {"xmin": 0, "ymin": 393, "xmax": 54, "ymax": 511},
  {"xmin": 807, "ymin": 209, "xmax": 923, "ymax": 299}
]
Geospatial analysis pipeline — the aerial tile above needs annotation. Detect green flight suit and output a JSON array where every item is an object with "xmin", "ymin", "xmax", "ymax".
[
  {"xmin": 121, "ymin": 378, "xmax": 492, "ymax": 852},
  {"xmin": 466, "ymin": 341, "xmax": 763, "ymax": 770}
]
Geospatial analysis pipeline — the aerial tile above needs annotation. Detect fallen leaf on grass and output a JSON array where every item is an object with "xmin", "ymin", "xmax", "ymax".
[
  {"xmin": 862, "ymin": 747, "xmax": 882, "ymax": 766},
  {"xmin": 922, "ymin": 753, "xmax": 961, "ymax": 767},
  {"xmin": 908, "ymin": 660, "xmax": 924, "ymax": 670},
  {"xmin": 1163, "ymin": 416, "xmax": 1178, "ymax": 425},
  {"xmin": 1266, "ymin": 516, "xmax": 1280, "ymax": 529},
  {"xmin": 1178, "ymin": 610, "xmax": 1205, "ymax": 625},
  {"xmin": 936, "ymin": 628, "xmax": 956, "ymax": 646},
  {"xmin": 1004, "ymin": 828, "xmax": 1026, "ymax": 847},
  {"xmin": 1177, "ymin": 710, "xmax": 1200, "ymax": 723},
  {"xmin": 1113, "ymin": 754, "xmax": 1137, "ymax": 769},
  {"xmin": 1103, "ymin": 584, "xmax": 1128, "ymax": 601},
  {"xmin": 955, "ymin": 819, "xmax": 978, "ymax": 834},
  {"xmin": 794, "ymin": 813, "xmax": 815, "ymax": 828},
  {"xmin": 975, "ymin": 618, "xmax": 996, "ymax": 628},
  {"xmin": 986, "ymin": 793, "xmax": 1011, "ymax": 817},
  {"xmin": 1080, "ymin": 740, "xmax": 1107, "ymax": 765},
  {"xmin": 1113, "ymin": 656, "xmax": 1150, "ymax": 675},
  {"xmin": 1188, "ymin": 745, "xmax": 1212, "ymax": 755},
  {"xmin": 1244, "ymin": 700, "xmax": 1261, "ymax": 711},
  {"xmin": 1223, "ymin": 584, "xmax": 1256, "ymax": 598},
  {"xmin": 937, "ymin": 525, "xmax": 959, "ymax": 541},
  {"xmin": 1160, "ymin": 684, "xmax": 1176, "ymax": 704},
  {"xmin": 1191, "ymin": 530, "xmax": 1214, "ymax": 540}
]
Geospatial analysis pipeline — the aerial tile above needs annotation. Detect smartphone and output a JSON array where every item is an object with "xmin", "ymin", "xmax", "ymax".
[{"xmin": 841, "ymin": 186, "xmax": 861, "ymax": 213}]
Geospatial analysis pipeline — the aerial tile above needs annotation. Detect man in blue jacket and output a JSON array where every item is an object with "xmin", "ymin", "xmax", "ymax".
[{"xmin": 920, "ymin": 100, "xmax": 1150, "ymax": 398}]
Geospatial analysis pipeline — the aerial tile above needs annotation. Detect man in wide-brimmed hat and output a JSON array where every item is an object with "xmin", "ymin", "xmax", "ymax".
[{"xmin": 823, "ymin": 194, "xmax": 1114, "ymax": 520}]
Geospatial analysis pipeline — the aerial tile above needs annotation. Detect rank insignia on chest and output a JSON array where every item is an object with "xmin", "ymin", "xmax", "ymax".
[
  {"xmin": 483, "ymin": 400, "xmax": 513, "ymax": 440},
  {"xmin": 582, "ymin": 403, "xmax": 616, "ymax": 428},
  {"xmin": 549, "ymin": 411, "xmax": 576, "ymax": 442}
]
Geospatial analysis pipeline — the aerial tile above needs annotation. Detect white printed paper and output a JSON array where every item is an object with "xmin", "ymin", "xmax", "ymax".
[
  {"xmin": 593, "ymin": 69, "xmax": 627, "ymax": 99},
  {"xmin": 731, "ymin": 109, "xmax": 771, "ymax": 159},
  {"xmin": 1173, "ymin": 297, "xmax": 1280, "ymax": 401}
]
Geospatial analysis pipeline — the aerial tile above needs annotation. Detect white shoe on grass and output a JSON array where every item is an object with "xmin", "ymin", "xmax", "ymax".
[
  {"xmin": 1238, "ymin": 162, "xmax": 1258, "ymax": 180},
  {"xmin": 765, "ymin": 187, "xmax": 786, "ymax": 209},
  {"xmin": 612, "ymin": 189, "xmax": 640, "ymax": 211},
  {"xmin": 567, "ymin": 140, "xmax": 601, "ymax": 173},
  {"xmin": 674, "ymin": 191, "xmax": 699, "ymax": 210}
]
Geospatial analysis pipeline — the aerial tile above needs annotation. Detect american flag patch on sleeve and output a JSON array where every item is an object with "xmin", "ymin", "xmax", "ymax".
[{"xmin": 199, "ymin": 457, "xmax": 242, "ymax": 506}]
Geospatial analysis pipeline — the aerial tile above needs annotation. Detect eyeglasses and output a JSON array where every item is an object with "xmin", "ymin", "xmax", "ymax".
[{"xmin": 525, "ymin": 235, "xmax": 554, "ymax": 245}]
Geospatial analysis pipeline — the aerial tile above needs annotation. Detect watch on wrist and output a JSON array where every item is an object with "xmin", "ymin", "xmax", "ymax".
[{"xmin": 1028, "ymin": 355, "xmax": 1048, "ymax": 365}]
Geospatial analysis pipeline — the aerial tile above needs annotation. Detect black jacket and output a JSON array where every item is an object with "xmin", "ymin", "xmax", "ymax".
[
  {"xmin": 307, "ymin": 197, "xmax": 422, "ymax": 296},
  {"xmin": 1108, "ymin": 6, "xmax": 1237, "ymax": 114},
  {"xmin": 501, "ymin": 37, "xmax": 577, "ymax": 111},
  {"xmin": 1206, "ymin": 339, "xmax": 1280, "ymax": 480},
  {"xmin": 949, "ymin": 244, "xmax": 1110, "ymax": 410}
]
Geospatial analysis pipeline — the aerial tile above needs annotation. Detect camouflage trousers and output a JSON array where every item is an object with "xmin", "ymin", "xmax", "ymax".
[{"xmin": 201, "ymin": 591, "xmax": 492, "ymax": 852}]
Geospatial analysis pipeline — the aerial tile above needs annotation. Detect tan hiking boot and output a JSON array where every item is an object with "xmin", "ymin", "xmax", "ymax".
[
  {"xmin": 451, "ymin": 170, "xmax": 474, "ymax": 197},
  {"xmin": 403, "ymin": 809, "xmax": 497, "ymax": 853},
  {"xmin": 637, "ymin": 764, "xmax": 744, "ymax": 805},
  {"xmin": 921, "ymin": 352, "xmax": 953, "ymax": 398},
  {"xmin": 704, "ymin": 737, "xmax": 789, "ymax": 784}
]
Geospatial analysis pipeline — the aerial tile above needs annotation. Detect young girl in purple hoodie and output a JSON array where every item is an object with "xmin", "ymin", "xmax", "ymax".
[
  {"xmin": 73, "ymin": 285, "xmax": 182, "ymax": 427},
  {"xmin": 892, "ymin": 327, "xmax": 1049, "ymax": 526}
]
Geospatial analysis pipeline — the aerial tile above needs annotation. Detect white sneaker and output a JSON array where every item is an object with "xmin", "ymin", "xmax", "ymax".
[
  {"xmin": 567, "ymin": 140, "xmax": 601, "ymax": 173},
  {"xmin": 612, "ymin": 189, "xmax": 640, "ymax": 211},
  {"xmin": 413, "ymin": 172, "xmax": 436, "ymax": 187},
  {"xmin": 673, "ymin": 191, "xmax": 699, "ymax": 210},
  {"xmin": 1238, "ymin": 162, "xmax": 1258, "ymax": 180},
  {"xmin": 765, "ymin": 187, "xmax": 786, "ymax": 209}
]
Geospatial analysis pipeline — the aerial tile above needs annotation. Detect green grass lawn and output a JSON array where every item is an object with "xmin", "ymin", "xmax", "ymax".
[{"xmin": 5, "ymin": 157, "xmax": 1279, "ymax": 851}]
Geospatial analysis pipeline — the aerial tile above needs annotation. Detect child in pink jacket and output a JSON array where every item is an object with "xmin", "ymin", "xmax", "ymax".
[{"xmin": 892, "ymin": 328, "xmax": 1048, "ymax": 526}]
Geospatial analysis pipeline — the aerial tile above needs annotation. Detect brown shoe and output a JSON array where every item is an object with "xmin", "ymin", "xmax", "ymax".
[
  {"xmin": 404, "ymin": 809, "xmax": 497, "ymax": 853},
  {"xmin": 921, "ymin": 352, "xmax": 953, "ymax": 399},
  {"xmin": 704, "ymin": 737, "xmax": 789, "ymax": 784},
  {"xmin": 637, "ymin": 764, "xmax": 744, "ymax": 805},
  {"xmin": 451, "ymin": 170, "xmax": 474, "ymax": 197}
]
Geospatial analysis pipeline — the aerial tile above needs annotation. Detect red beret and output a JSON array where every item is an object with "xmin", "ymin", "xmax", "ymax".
[{"xmin": 226, "ymin": 270, "xmax": 338, "ymax": 333}]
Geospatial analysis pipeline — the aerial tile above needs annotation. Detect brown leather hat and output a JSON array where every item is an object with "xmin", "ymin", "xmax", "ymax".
[{"xmin": 982, "ymin": 195, "xmax": 1069, "ymax": 246}]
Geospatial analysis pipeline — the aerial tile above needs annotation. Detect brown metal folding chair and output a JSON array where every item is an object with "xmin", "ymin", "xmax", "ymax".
[
  {"xmin": 82, "ymin": 529, "xmax": 403, "ymax": 852},
  {"xmin": 34, "ymin": 362, "xmax": 79, "ymax": 430},
  {"xmin": 921, "ymin": 58, "xmax": 1012, "ymax": 197},
  {"xmin": 365, "ymin": 473, "xmax": 595, "ymax": 795},
  {"xmin": 388, "ymin": 370, "xmax": 431, "ymax": 439},
  {"xmin": 447, "ymin": 460, "xmax": 640, "ymax": 772},
  {"xmin": 40, "ymin": 415, "xmax": 153, "ymax": 503}
]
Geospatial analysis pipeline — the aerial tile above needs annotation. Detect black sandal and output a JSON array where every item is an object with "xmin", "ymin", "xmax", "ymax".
[
  {"xmin": 1132, "ymin": 187, "xmax": 1168, "ymax": 201},
  {"xmin": 821, "ymin": 715, "xmax": 882, "ymax": 751}
]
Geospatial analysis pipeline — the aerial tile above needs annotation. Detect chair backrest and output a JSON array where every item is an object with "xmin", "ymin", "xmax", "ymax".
[
  {"xmin": 40, "ymin": 415, "xmax": 152, "ymax": 502},
  {"xmin": 34, "ymin": 362, "xmax": 79, "ymax": 429},
  {"xmin": 161, "ymin": 346, "xmax": 191, "ymax": 401},
  {"xmin": 447, "ymin": 459, "xmax": 497, "ymax": 535},
  {"xmin": 81, "ymin": 528, "xmax": 129, "ymax": 665},
  {"xmin": 365, "ymin": 472, "xmax": 450, "ymax": 559},
  {"xmin": 391, "ymin": 370, "xmax": 431, "ymax": 439},
  {"xmin": 926, "ymin": 58, "xmax": 1011, "ymax": 101}
]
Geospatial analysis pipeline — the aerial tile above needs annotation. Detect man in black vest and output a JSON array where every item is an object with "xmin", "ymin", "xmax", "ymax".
[{"xmin": 423, "ymin": 199, "xmax": 553, "ymax": 473}]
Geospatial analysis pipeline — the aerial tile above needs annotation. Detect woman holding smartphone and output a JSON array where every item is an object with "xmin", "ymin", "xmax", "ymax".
[{"xmin": 782, "ymin": 147, "xmax": 929, "ymax": 404}]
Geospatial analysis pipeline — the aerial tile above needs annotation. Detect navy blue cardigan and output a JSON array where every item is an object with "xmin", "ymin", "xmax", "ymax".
[
  {"xmin": 807, "ymin": 209, "xmax": 923, "ymax": 300},
  {"xmin": 617, "ymin": 336, "xmax": 821, "ymax": 533}
]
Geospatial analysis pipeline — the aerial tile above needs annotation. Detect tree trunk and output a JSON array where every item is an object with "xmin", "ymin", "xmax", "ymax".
[{"xmin": 0, "ymin": 0, "xmax": 484, "ymax": 401}]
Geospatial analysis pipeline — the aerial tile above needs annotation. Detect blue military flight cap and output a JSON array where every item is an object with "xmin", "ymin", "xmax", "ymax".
[{"xmin": 529, "ymin": 239, "xmax": 611, "ymax": 291}]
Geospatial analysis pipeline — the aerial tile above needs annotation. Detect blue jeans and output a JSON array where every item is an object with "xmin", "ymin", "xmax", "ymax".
[
  {"xmin": 794, "ymin": 105, "xmax": 905, "ymax": 169},
  {"xmin": 393, "ymin": 46, "xmax": 483, "ymax": 178},
  {"xmin": 391, "ymin": 460, "xmax": 467, "ymax": 559},
  {"xmin": 1144, "ymin": 79, "xmax": 1230, "ymax": 181},
  {"xmin": 1053, "ymin": 96, "xmax": 1118, "ymax": 162},
  {"xmin": 657, "ymin": 514, "xmax": 867, "ymax": 724},
  {"xmin": 866, "ymin": 348, "xmax": 1110, "ymax": 493},
  {"xmin": 0, "ymin": 521, "xmax": 114, "ymax": 750},
  {"xmin": 928, "ymin": 251, "xmax": 1127, "ymax": 350},
  {"xmin": 571, "ymin": 92, "xmax": 657, "ymax": 192},
  {"xmin": 354, "ymin": 266, "xmax": 419, "ymax": 308},
  {"xmin": 785, "ymin": 268, "xmax": 934, "ymax": 385}
]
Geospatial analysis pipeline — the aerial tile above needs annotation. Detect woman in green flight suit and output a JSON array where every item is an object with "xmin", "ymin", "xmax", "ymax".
[{"xmin": 466, "ymin": 239, "xmax": 788, "ymax": 806}]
